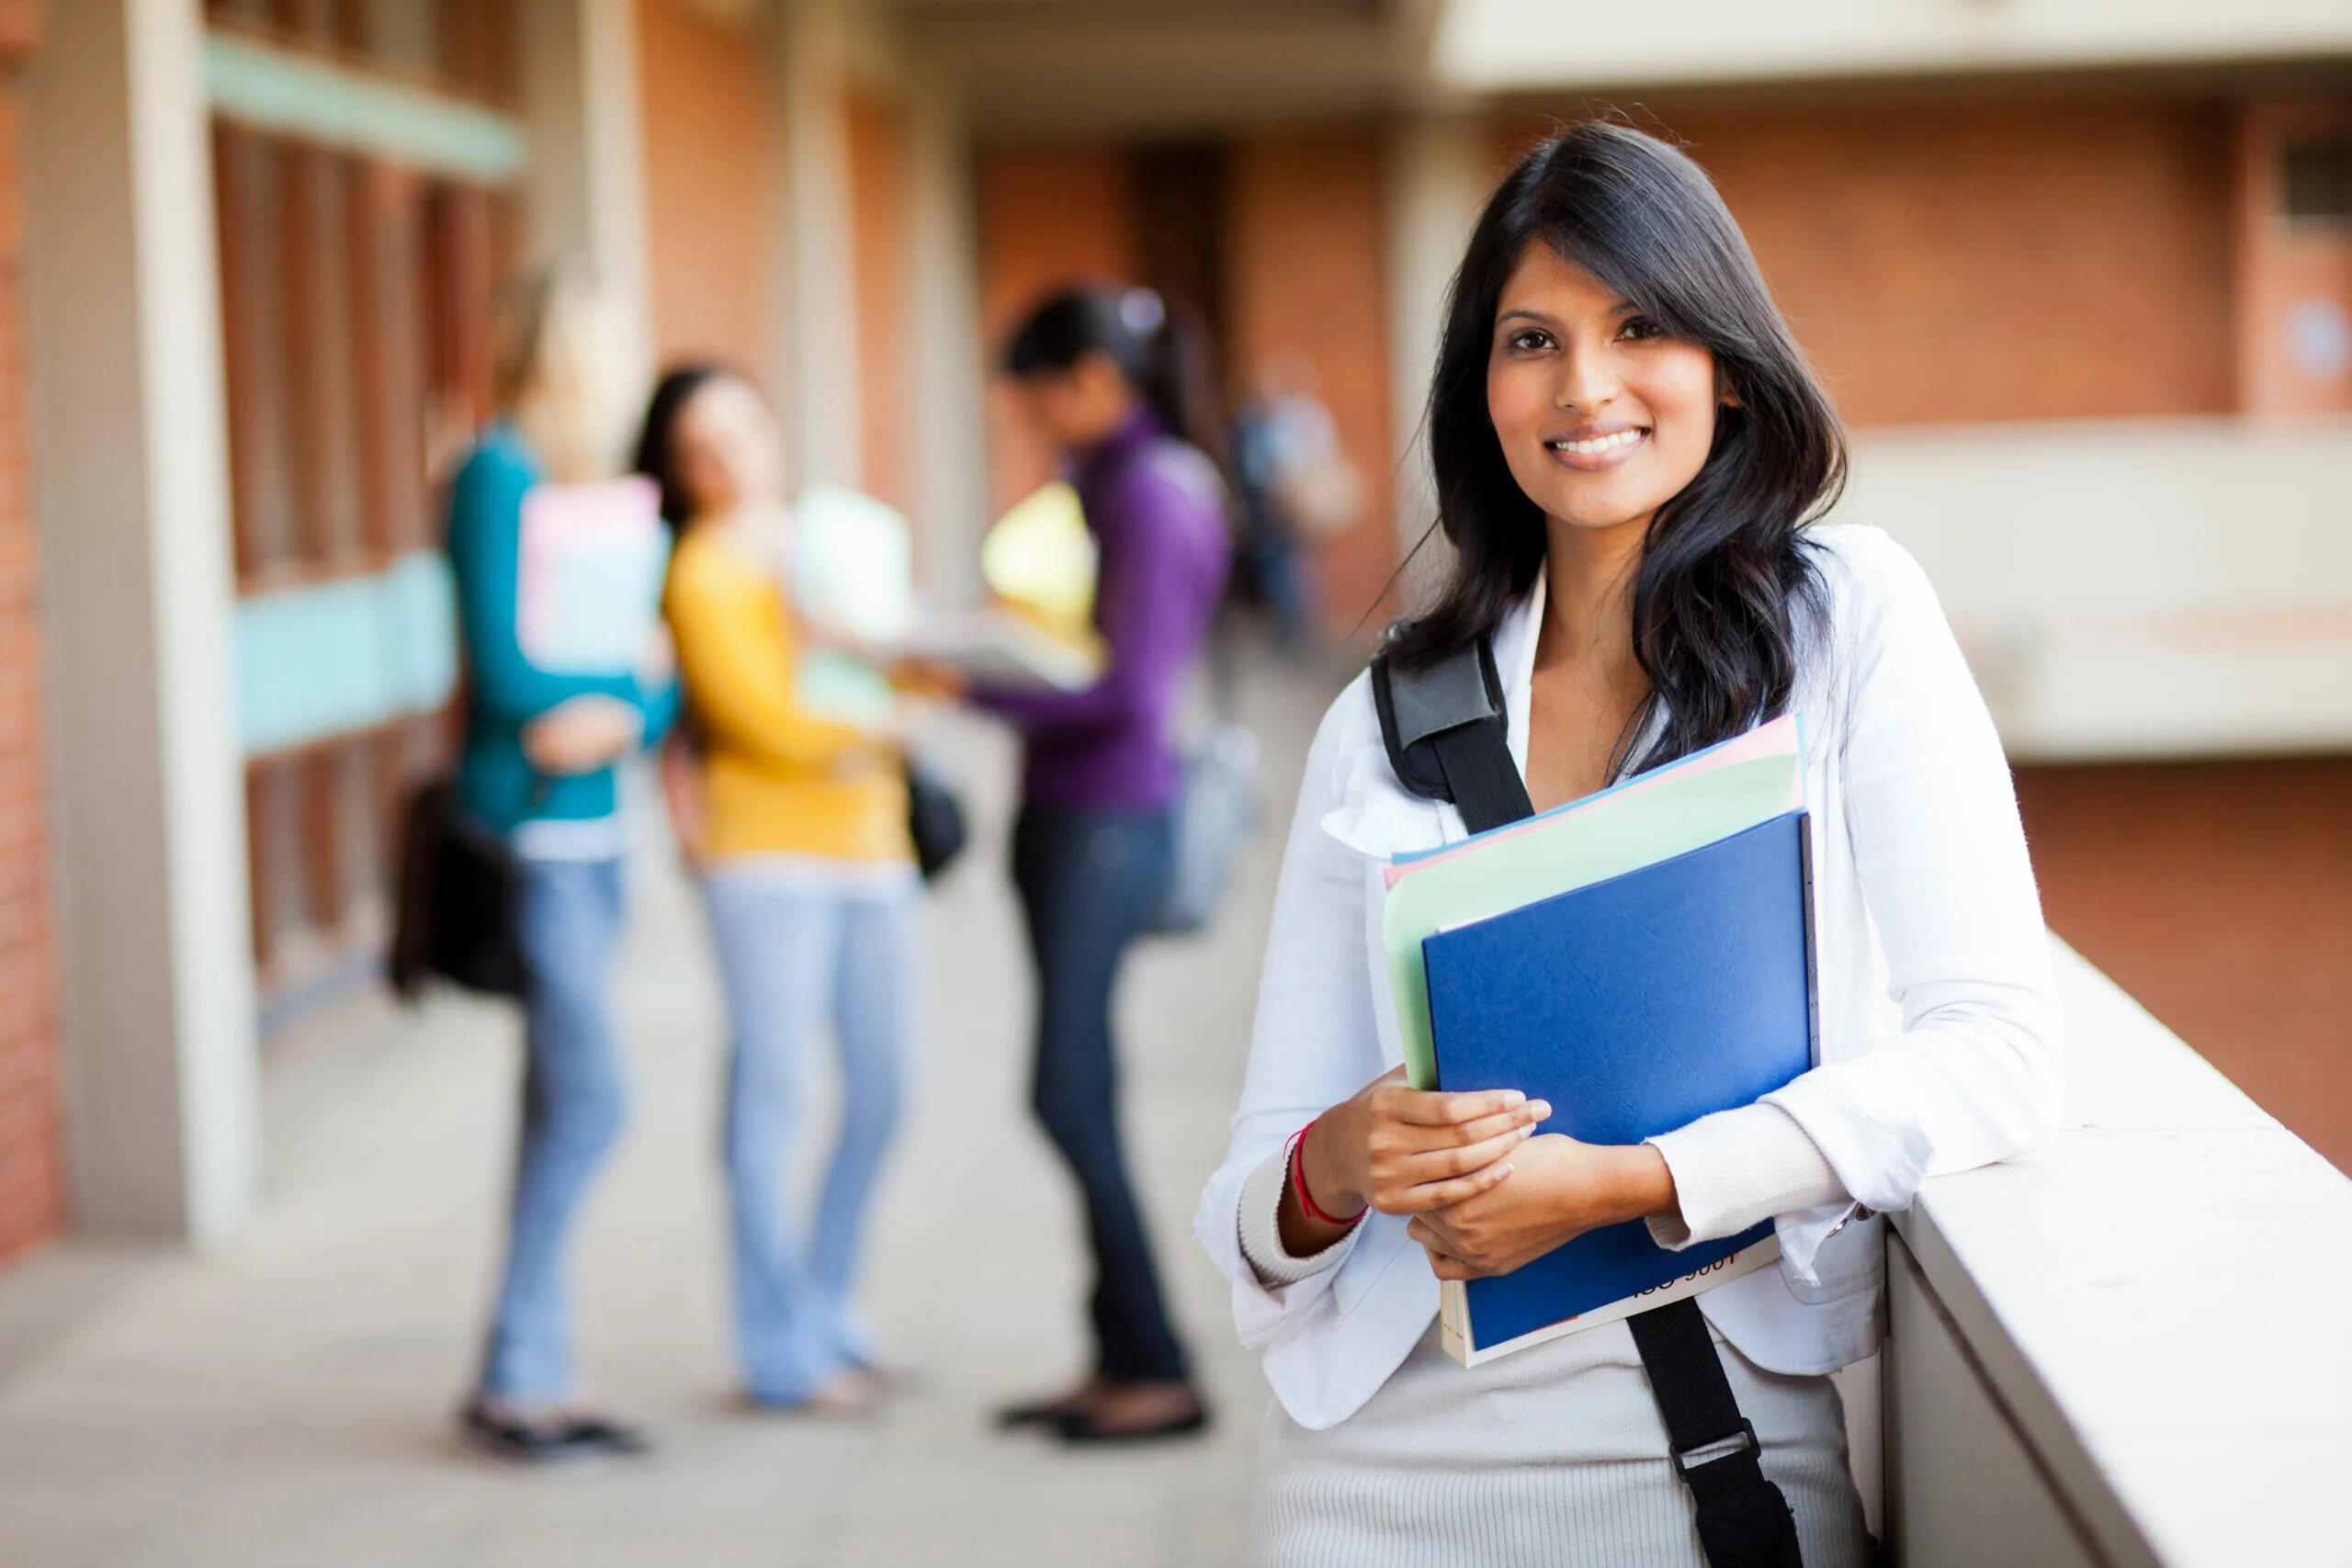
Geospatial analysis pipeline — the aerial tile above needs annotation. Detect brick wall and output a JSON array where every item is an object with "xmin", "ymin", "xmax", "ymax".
[
  {"xmin": 636, "ymin": 0, "xmax": 779, "ymax": 393},
  {"xmin": 1501, "ymin": 97, "xmax": 2237, "ymax": 427},
  {"xmin": 974, "ymin": 147, "xmax": 1140, "ymax": 514},
  {"xmin": 848, "ymin": 88, "xmax": 913, "ymax": 517},
  {"xmin": 1226, "ymin": 128, "xmax": 1399, "ymax": 639},
  {"xmin": 2015, "ymin": 759, "xmax": 2352, "ymax": 1174},
  {"xmin": 0, "ymin": 0, "xmax": 63, "ymax": 1264}
]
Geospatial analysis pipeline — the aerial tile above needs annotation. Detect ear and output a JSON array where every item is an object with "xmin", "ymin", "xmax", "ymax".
[{"xmin": 1715, "ymin": 366, "xmax": 1743, "ymax": 410}]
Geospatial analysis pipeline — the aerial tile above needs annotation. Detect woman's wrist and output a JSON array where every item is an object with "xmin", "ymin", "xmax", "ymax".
[
  {"xmin": 1609, "ymin": 1143, "xmax": 1679, "ymax": 1225},
  {"xmin": 1298, "ymin": 1115, "xmax": 1366, "ymax": 1220}
]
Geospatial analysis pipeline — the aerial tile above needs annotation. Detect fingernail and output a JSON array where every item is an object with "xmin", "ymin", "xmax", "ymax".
[
  {"xmin": 1502, "ymin": 1090, "xmax": 1525, "ymax": 1108},
  {"xmin": 1495, "ymin": 1164, "xmax": 1514, "ymax": 1179},
  {"xmin": 1516, "ymin": 1124, "xmax": 1535, "ymax": 1139},
  {"xmin": 1529, "ymin": 1100, "xmax": 1553, "ymax": 1121}
]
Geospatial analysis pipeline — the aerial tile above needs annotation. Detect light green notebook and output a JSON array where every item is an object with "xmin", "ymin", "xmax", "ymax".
[{"xmin": 1380, "ymin": 726, "xmax": 1804, "ymax": 1090}]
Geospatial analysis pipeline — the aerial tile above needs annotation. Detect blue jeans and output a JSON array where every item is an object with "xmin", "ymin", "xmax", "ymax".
[
  {"xmin": 704, "ymin": 870, "xmax": 920, "ymax": 1404},
  {"xmin": 1012, "ymin": 806, "xmax": 1191, "ymax": 1383},
  {"xmin": 480, "ymin": 853, "xmax": 629, "ymax": 1404}
]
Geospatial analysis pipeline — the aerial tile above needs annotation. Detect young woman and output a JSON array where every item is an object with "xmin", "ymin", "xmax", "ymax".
[
  {"xmin": 968, "ymin": 288, "xmax": 1231, "ymax": 1444},
  {"xmin": 635, "ymin": 366, "xmax": 920, "ymax": 1415},
  {"xmin": 453, "ymin": 269, "xmax": 679, "ymax": 1461},
  {"xmin": 1196, "ymin": 124, "xmax": 2064, "ymax": 1564}
]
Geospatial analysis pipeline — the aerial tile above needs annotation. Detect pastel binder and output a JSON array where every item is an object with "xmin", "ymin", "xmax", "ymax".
[{"xmin": 1419, "ymin": 809, "xmax": 1817, "ymax": 1365}]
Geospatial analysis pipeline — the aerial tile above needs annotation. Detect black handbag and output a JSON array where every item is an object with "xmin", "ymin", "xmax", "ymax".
[
  {"xmin": 905, "ymin": 761, "xmax": 968, "ymax": 882},
  {"xmin": 388, "ymin": 777, "xmax": 527, "ymax": 999}
]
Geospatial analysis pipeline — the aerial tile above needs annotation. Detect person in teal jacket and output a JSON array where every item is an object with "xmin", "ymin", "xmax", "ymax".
[{"xmin": 452, "ymin": 271, "xmax": 677, "ymax": 1462}]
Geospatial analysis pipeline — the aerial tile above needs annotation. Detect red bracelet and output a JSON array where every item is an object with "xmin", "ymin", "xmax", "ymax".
[{"xmin": 1291, "ymin": 1117, "xmax": 1366, "ymax": 1227}]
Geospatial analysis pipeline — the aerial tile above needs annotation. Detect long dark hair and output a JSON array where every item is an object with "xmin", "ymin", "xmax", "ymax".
[
  {"xmin": 1001, "ymin": 286, "xmax": 1228, "ymax": 469},
  {"xmin": 1389, "ymin": 122, "xmax": 1845, "ymax": 780},
  {"xmin": 631, "ymin": 362, "xmax": 727, "ymax": 532}
]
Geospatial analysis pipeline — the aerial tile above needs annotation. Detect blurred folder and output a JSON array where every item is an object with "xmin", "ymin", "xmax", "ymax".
[
  {"xmin": 981, "ymin": 480, "xmax": 1096, "ymax": 638},
  {"xmin": 514, "ymin": 476, "xmax": 668, "ymax": 674},
  {"xmin": 902, "ymin": 607, "xmax": 1102, "ymax": 692}
]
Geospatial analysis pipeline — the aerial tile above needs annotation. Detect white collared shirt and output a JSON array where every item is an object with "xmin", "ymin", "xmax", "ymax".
[{"xmin": 1193, "ymin": 523, "xmax": 2065, "ymax": 1431}]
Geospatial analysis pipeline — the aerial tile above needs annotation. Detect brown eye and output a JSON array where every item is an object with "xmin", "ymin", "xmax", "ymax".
[
  {"xmin": 1619, "ymin": 315, "xmax": 1665, "ymax": 342},
  {"xmin": 1504, "ymin": 328, "xmax": 1554, "ymax": 353}
]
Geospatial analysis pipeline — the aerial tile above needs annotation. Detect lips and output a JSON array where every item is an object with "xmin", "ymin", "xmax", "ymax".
[{"xmin": 1543, "ymin": 424, "xmax": 1649, "ymax": 471}]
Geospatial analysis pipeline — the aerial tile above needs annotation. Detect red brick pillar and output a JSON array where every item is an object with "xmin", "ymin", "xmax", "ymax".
[{"xmin": 0, "ymin": 0, "xmax": 64, "ymax": 1266}]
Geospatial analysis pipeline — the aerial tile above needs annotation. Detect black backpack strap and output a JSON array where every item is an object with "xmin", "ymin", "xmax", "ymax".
[
  {"xmin": 1368, "ymin": 636, "xmax": 1805, "ymax": 1568},
  {"xmin": 1630, "ymin": 1299, "xmax": 1806, "ymax": 1565},
  {"xmin": 1370, "ymin": 636, "xmax": 1533, "ymax": 833}
]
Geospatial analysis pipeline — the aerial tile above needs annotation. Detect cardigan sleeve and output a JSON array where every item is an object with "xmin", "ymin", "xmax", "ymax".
[
  {"xmin": 1236, "ymin": 1144, "xmax": 1361, "ymax": 1287},
  {"xmin": 1645, "ymin": 1104, "xmax": 1846, "ymax": 1250},
  {"xmin": 1756, "ymin": 530, "xmax": 2065, "ymax": 1273},
  {"xmin": 663, "ymin": 546, "xmax": 881, "ymax": 773},
  {"xmin": 1194, "ymin": 680, "xmax": 1394, "ymax": 1347}
]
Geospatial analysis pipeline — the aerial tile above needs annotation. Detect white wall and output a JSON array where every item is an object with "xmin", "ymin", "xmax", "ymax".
[
  {"xmin": 1840, "ymin": 418, "xmax": 2352, "ymax": 761},
  {"xmin": 21, "ymin": 0, "xmax": 258, "ymax": 1241},
  {"xmin": 1439, "ymin": 0, "xmax": 2352, "ymax": 91}
]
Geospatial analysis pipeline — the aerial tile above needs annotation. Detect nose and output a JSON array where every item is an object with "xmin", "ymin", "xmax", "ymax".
[{"xmin": 1554, "ymin": 340, "xmax": 1620, "ymax": 414}]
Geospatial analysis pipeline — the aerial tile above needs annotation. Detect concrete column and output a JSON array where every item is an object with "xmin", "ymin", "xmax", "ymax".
[
  {"xmin": 773, "ymin": 0, "xmax": 863, "ymax": 491},
  {"xmin": 520, "ymin": 0, "xmax": 654, "ymax": 378},
  {"xmin": 905, "ymin": 78, "xmax": 988, "ymax": 603},
  {"xmin": 19, "ymin": 0, "xmax": 258, "ymax": 1241},
  {"xmin": 1382, "ymin": 111, "xmax": 1491, "ymax": 560}
]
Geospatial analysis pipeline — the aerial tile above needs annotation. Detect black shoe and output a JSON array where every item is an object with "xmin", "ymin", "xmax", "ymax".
[
  {"xmin": 1053, "ymin": 1396, "xmax": 1212, "ymax": 1447},
  {"xmin": 459, "ymin": 1402, "xmax": 651, "ymax": 1462},
  {"xmin": 993, "ymin": 1382, "xmax": 1102, "ymax": 1431}
]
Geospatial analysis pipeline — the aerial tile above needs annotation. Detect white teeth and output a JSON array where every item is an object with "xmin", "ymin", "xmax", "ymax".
[{"xmin": 1547, "ymin": 429, "xmax": 1645, "ymax": 456}]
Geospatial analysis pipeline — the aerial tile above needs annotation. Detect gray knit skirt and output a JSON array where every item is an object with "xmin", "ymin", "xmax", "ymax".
[{"xmin": 1257, "ymin": 1318, "xmax": 1871, "ymax": 1567}]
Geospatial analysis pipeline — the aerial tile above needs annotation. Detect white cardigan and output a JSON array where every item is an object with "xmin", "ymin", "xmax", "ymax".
[{"xmin": 1194, "ymin": 523, "xmax": 2064, "ymax": 1432}]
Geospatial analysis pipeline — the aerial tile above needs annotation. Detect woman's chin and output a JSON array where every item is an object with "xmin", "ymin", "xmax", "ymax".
[{"xmin": 1540, "ymin": 502, "xmax": 1658, "ymax": 539}]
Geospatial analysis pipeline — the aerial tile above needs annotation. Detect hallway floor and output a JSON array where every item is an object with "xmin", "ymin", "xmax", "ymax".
[{"xmin": 0, "ymin": 655, "xmax": 1351, "ymax": 1568}]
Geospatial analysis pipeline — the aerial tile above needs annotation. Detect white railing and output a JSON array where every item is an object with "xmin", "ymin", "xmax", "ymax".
[{"xmin": 1883, "ymin": 937, "xmax": 2352, "ymax": 1566}]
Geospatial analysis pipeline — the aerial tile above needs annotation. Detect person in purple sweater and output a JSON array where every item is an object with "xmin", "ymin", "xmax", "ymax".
[{"xmin": 975, "ymin": 288, "xmax": 1231, "ymax": 1444}]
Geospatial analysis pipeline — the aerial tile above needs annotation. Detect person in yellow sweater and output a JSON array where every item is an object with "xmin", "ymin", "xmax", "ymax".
[{"xmin": 635, "ymin": 366, "xmax": 918, "ymax": 1415}]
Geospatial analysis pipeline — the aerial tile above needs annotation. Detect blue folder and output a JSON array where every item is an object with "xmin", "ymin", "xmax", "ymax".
[{"xmin": 1421, "ymin": 809, "xmax": 1818, "ymax": 1351}]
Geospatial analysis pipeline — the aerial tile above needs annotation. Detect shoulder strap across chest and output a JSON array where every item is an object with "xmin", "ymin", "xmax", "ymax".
[{"xmin": 1369, "ymin": 634, "xmax": 1533, "ymax": 834}]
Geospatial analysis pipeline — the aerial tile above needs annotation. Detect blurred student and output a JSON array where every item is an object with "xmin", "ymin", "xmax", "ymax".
[
  {"xmin": 967, "ymin": 288, "xmax": 1231, "ymax": 1444},
  {"xmin": 453, "ymin": 270, "xmax": 678, "ymax": 1461},
  {"xmin": 636, "ymin": 367, "xmax": 919, "ymax": 1415},
  {"xmin": 1230, "ymin": 353, "xmax": 1355, "ymax": 654}
]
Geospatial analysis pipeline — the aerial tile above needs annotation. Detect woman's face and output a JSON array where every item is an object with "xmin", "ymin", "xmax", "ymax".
[
  {"xmin": 1485, "ymin": 242, "xmax": 1727, "ymax": 542},
  {"xmin": 1011, "ymin": 350, "xmax": 1135, "ymax": 454},
  {"xmin": 674, "ymin": 376, "xmax": 786, "ymax": 523}
]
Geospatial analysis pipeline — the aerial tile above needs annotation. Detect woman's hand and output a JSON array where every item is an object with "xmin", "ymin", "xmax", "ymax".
[
  {"xmin": 1407, "ymin": 1135, "xmax": 1678, "ymax": 1281},
  {"xmin": 522, "ymin": 695, "xmax": 644, "ymax": 775},
  {"xmin": 894, "ymin": 658, "xmax": 967, "ymax": 703},
  {"xmin": 1278, "ymin": 1066, "xmax": 1549, "ymax": 1256},
  {"xmin": 638, "ymin": 623, "xmax": 676, "ymax": 688},
  {"xmin": 658, "ymin": 734, "xmax": 707, "ymax": 868}
]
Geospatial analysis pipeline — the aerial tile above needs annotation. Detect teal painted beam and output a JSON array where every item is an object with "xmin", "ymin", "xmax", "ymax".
[
  {"xmin": 234, "ymin": 552, "xmax": 459, "ymax": 756},
  {"xmin": 204, "ymin": 30, "xmax": 526, "ymax": 184}
]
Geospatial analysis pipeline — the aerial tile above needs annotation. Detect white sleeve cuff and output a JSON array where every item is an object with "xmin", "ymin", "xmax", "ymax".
[
  {"xmin": 1645, "ymin": 1103, "xmax": 1848, "ymax": 1251},
  {"xmin": 1237, "ymin": 1144, "xmax": 1360, "ymax": 1287}
]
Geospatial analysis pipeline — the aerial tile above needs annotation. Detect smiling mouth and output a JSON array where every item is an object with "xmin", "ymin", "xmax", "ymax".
[{"xmin": 1544, "ymin": 426, "xmax": 1648, "ymax": 471}]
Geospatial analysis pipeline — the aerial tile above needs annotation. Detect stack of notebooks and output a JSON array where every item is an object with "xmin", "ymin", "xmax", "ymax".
[{"xmin": 1379, "ymin": 715, "xmax": 1818, "ymax": 1366}]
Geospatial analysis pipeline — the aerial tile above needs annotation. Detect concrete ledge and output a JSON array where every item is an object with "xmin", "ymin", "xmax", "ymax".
[{"xmin": 1890, "ymin": 938, "xmax": 2352, "ymax": 1567}]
